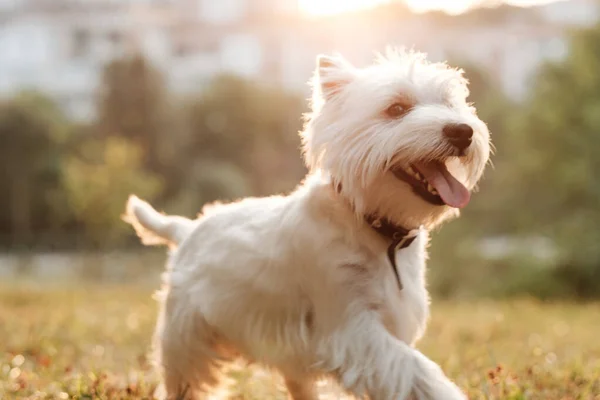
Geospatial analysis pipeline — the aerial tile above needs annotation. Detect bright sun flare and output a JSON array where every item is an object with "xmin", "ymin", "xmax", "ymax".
[
  {"xmin": 298, "ymin": 0, "xmax": 555, "ymax": 16},
  {"xmin": 298, "ymin": 0, "xmax": 391, "ymax": 16},
  {"xmin": 405, "ymin": 0, "xmax": 472, "ymax": 14},
  {"xmin": 298, "ymin": 0, "xmax": 470, "ymax": 16}
]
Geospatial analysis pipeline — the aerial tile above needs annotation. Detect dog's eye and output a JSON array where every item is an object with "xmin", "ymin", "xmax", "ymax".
[{"xmin": 385, "ymin": 103, "xmax": 410, "ymax": 118}]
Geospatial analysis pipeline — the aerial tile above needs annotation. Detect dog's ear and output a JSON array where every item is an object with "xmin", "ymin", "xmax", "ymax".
[{"xmin": 315, "ymin": 54, "xmax": 354, "ymax": 101}]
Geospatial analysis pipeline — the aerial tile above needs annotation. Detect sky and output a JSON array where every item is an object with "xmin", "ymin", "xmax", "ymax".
[{"xmin": 298, "ymin": 0, "xmax": 560, "ymax": 16}]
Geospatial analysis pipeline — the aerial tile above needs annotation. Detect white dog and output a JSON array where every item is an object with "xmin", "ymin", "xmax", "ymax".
[{"xmin": 124, "ymin": 49, "xmax": 491, "ymax": 400}]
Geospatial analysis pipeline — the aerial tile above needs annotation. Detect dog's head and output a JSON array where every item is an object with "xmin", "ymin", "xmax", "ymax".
[{"xmin": 302, "ymin": 49, "xmax": 491, "ymax": 229}]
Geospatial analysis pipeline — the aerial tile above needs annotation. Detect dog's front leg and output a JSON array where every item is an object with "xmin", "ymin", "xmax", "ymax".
[
  {"xmin": 321, "ymin": 317, "xmax": 465, "ymax": 400},
  {"xmin": 283, "ymin": 376, "xmax": 318, "ymax": 400}
]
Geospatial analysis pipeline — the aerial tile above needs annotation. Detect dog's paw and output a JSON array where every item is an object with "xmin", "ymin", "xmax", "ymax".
[
  {"xmin": 153, "ymin": 383, "xmax": 166, "ymax": 400},
  {"xmin": 421, "ymin": 379, "xmax": 467, "ymax": 400},
  {"xmin": 411, "ymin": 353, "xmax": 467, "ymax": 400}
]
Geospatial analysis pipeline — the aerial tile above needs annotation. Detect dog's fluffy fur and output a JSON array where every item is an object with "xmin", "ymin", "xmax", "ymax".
[{"xmin": 124, "ymin": 49, "xmax": 491, "ymax": 400}]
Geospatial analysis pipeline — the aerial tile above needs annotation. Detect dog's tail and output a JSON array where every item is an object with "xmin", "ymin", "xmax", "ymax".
[{"xmin": 123, "ymin": 195, "xmax": 195, "ymax": 247}]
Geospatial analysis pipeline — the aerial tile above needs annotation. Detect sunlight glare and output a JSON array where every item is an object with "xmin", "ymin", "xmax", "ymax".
[
  {"xmin": 404, "ymin": 0, "xmax": 471, "ymax": 14},
  {"xmin": 299, "ymin": 0, "xmax": 559, "ymax": 16},
  {"xmin": 299, "ymin": 0, "xmax": 391, "ymax": 16}
]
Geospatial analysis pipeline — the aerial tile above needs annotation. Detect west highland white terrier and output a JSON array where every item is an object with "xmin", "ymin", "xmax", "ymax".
[{"xmin": 124, "ymin": 49, "xmax": 491, "ymax": 400}]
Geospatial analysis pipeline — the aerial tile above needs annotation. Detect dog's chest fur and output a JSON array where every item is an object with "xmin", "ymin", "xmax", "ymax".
[
  {"xmin": 299, "ymin": 176, "xmax": 431, "ymax": 345},
  {"xmin": 377, "ymin": 236, "xmax": 430, "ymax": 344},
  {"xmin": 169, "ymin": 177, "xmax": 431, "ymax": 368}
]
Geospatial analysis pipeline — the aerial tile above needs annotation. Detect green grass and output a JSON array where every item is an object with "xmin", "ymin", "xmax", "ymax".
[{"xmin": 1, "ymin": 283, "xmax": 599, "ymax": 399}]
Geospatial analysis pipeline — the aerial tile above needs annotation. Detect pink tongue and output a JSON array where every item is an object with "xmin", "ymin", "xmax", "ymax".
[{"xmin": 415, "ymin": 162, "xmax": 471, "ymax": 208}]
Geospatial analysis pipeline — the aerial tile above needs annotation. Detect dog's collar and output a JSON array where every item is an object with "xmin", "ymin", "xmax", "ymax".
[
  {"xmin": 364, "ymin": 214, "xmax": 418, "ymax": 290},
  {"xmin": 332, "ymin": 182, "xmax": 418, "ymax": 290}
]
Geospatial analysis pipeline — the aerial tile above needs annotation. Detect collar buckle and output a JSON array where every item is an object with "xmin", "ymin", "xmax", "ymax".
[{"xmin": 365, "ymin": 214, "xmax": 418, "ymax": 291}]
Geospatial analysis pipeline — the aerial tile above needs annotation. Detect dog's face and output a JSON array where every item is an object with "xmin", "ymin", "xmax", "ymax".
[{"xmin": 302, "ymin": 49, "xmax": 491, "ymax": 228}]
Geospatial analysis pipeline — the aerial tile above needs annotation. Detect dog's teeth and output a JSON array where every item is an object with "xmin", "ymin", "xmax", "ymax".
[
  {"xmin": 427, "ymin": 184, "xmax": 434, "ymax": 193},
  {"xmin": 415, "ymin": 173, "xmax": 423, "ymax": 180}
]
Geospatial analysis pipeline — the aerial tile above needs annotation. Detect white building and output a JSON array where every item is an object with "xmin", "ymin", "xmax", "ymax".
[
  {"xmin": 272, "ymin": 0, "xmax": 599, "ymax": 100},
  {"xmin": 0, "ymin": 0, "xmax": 299, "ymax": 119},
  {"xmin": 0, "ymin": 0, "xmax": 176, "ymax": 119},
  {"xmin": 0, "ymin": 0, "xmax": 598, "ymax": 120}
]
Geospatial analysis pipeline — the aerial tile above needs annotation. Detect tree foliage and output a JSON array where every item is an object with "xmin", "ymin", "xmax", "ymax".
[
  {"xmin": 0, "ymin": 92, "xmax": 69, "ymax": 246},
  {"xmin": 3, "ymin": 28, "xmax": 599, "ymax": 298},
  {"xmin": 62, "ymin": 137, "xmax": 162, "ymax": 248},
  {"xmin": 430, "ymin": 24, "xmax": 600, "ymax": 298},
  {"xmin": 182, "ymin": 75, "xmax": 306, "ymax": 195},
  {"xmin": 0, "ymin": 53, "xmax": 305, "ymax": 251},
  {"xmin": 505, "ymin": 26, "xmax": 600, "ymax": 296},
  {"xmin": 165, "ymin": 75, "xmax": 305, "ymax": 216},
  {"xmin": 96, "ymin": 54, "xmax": 181, "ymax": 200}
]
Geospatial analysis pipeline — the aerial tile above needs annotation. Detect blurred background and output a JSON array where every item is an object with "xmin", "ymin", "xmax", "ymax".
[{"xmin": 0, "ymin": 0, "xmax": 598, "ymax": 299}]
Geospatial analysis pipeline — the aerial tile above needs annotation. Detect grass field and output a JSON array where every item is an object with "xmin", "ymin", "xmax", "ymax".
[{"xmin": 1, "ymin": 283, "xmax": 599, "ymax": 400}]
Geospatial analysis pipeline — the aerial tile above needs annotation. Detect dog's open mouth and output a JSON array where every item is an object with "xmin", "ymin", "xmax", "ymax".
[{"xmin": 392, "ymin": 161, "xmax": 471, "ymax": 208}]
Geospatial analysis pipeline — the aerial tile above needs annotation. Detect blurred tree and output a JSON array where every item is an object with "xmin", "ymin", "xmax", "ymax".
[
  {"xmin": 97, "ymin": 61, "xmax": 306, "ymax": 234},
  {"xmin": 457, "ymin": 60, "xmax": 518, "ymax": 233},
  {"xmin": 62, "ymin": 137, "xmax": 162, "ymax": 248},
  {"xmin": 96, "ymin": 54, "xmax": 181, "ymax": 200},
  {"xmin": 505, "ymin": 25, "xmax": 600, "ymax": 297},
  {"xmin": 427, "ymin": 59, "xmax": 518, "ymax": 297},
  {"xmin": 0, "ymin": 92, "xmax": 70, "ymax": 247},
  {"xmin": 431, "ymin": 25, "xmax": 600, "ymax": 298},
  {"xmin": 174, "ymin": 75, "xmax": 305, "ymax": 213}
]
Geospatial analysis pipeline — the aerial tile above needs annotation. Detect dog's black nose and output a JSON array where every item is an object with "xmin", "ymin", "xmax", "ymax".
[{"xmin": 443, "ymin": 123, "xmax": 473, "ymax": 151}]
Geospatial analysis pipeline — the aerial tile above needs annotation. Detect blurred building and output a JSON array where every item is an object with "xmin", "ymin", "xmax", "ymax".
[
  {"xmin": 276, "ymin": 0, "xmax": 599, "ymax": 99},
  {"xmin": 0, "ymin": 0, "xmax": 598, "ymax": 120},
  {"xmin": 0, "ymin": 0, "xmax": 177, "ymax": 119}
]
